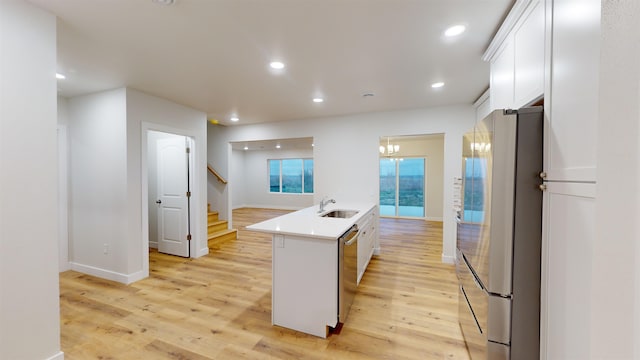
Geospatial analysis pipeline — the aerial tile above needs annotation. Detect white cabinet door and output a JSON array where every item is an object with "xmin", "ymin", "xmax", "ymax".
[
  {"xmin": 540, "ymin": 182, "xmax": 595, "ymax": 359},
  {"xmin": 272, "ymin": 235, "xmax": 338, "ymax": 338},
  {"xmin": 545, "ymin": 0, "xmax": 600, "ymax": 182},
  {"xmin": 513, "ymin": 0, "xmax": 545, "ymax": 107},
  {"xmin": 357, "ymin": 215, "xmax": 371, "ymax": 284},
  {"xmin": 490, "ymin": 38, "xmax": 515, "ymax": 110},
  {"xmin": 487, "ymin": 0, "xmax": 546, "ymax": 112},
  {"xmin": 356, "ymin": 209, "xmax": 378, "ymax": 284}
]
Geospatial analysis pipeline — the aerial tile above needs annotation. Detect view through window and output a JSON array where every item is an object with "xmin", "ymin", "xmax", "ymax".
[
  {"xmin": 269, "ymin": 158, "xmax": 314, "ymax": 194},
  {"xmin": 379, "ymin": 158, "xmax": 425, "ymax": 217}
]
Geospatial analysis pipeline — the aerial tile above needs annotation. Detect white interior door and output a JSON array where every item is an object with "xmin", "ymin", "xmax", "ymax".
[{"xmin": 157, "ymin": 136, "xmax": 190, "ymax": 257}]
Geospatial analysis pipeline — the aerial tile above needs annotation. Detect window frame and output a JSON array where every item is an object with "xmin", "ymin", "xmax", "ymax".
[{"xmin": 268, "ymin": 158, "xmax": 314, "ymax": 194}]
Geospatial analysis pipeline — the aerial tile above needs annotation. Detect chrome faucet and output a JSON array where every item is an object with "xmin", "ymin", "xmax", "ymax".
[{"xmin": 318, "ymin": 197, "xmax": 336, "ymax": 213}]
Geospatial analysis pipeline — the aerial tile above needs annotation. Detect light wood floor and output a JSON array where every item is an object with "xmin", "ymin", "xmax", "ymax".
[{"xmin": 60, "ymin": 208, "xmax": 470, "ymax": 359}]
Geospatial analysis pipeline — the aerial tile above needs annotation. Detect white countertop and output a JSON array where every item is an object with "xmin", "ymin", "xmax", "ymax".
[{"xmin": 246, "ymin": 202, "xmax": 377, "ymax": 240}]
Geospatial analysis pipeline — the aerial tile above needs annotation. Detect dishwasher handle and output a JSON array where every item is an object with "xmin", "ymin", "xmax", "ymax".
[{"xmin": 341, "ymin": 225, "xmax": 359, "ymax": 246}]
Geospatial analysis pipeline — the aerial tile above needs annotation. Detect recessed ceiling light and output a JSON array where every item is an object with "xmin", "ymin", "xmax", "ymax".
[
  {"xmin": 243, "ymin": 145, "xmax": 249, "ymax": 151},
  {"xmin": 445, "ymin": 25, "xmax": 466, "ymax": 37},
  {"xmin": 269, "ymin": 61, "xmax": 285, "ymax": 70},
  {"xmin": 313, "ymin": 98, "xmax": 324, "ymax": 103},
  {"xmin": 276, "ymin": 144, "xmax": 281, "ymax": 149},
  {"xmin": 431, "ymin": 82, "xmax": 445, "ymax": 88},
  {"xmin": 56, "ymin": 73, "xmax": 66, "ymax": 80},
  {"xmin": 230, "ymin": 116, "xmax": 239, "ymax": 122},
  {"xmin": 152, "ymin": 0, "xmax": 175, "ymax": 5}
]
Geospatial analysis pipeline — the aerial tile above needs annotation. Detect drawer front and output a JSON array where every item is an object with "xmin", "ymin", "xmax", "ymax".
[{"xmin": 459, "ymin": 284, "xmax": 487, "ymax": 359}]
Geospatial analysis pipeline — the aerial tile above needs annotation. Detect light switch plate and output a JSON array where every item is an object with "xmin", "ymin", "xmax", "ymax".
[{"xmin": 276, "ymin": 235, "xmax": 284, "ymax": 248}]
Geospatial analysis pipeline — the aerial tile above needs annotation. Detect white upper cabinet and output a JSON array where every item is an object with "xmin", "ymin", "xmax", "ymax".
[
  {"xmin": 514, "ymin": 0, "xmax": 545, "ymax": 106},
  {"xmin": 485, "ymin": 0, "xmax": 545, "ymax": 111},
  {"xmin": 545, "ymin": 0, "xmax": 600, "ymax": 182},
  {"xmin": 490, "ymin": 38, "xmax": 515, "ymax": 110}
]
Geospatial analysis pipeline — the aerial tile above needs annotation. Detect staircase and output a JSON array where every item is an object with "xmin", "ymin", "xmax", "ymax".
[{"xmin": 207, "ymin": 204, "xmax": 237, "ymax": 249}]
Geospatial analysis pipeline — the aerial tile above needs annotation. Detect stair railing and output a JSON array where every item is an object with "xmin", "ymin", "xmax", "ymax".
[{"xmin": 207, "ymin": 164, "xmax": 228, "ymax": 184}]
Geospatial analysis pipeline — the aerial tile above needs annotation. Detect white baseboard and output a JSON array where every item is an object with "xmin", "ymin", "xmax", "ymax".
[
  {"xmin": 70, "ymin": 262, "xmax": 145, "ymax": 284},
  {"xmin": 373, "ymin": 247, "xmax": 381, "ymax": 256},
  {"xmin": 149, "ymin": 241, "xmax": 158, "ymax": 249},
  {"xmin": 425, "ymin": 216, "xmax": 444, "ymax": 222},
  {"xmin": 196, "ymin": 247, "xmax": 209, "ymax": 257},
  {"xmin": 127, "ymin": 270, "xmax": 147, "ymax": 284},
  {"xmin": 59, "ymin": 262, "xmax": 71, "ymax": 273},
  {"xmin": 441, "ymin": 254, "xmax": 455, "ymax": 264},
  {"xmin": 45, "ymin": 350, "xmax": 64, "ymax": 360}
]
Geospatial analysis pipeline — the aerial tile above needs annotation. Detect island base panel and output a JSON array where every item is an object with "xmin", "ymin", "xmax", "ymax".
[{"xmin": 272, "ymin": 234, "xmax": 339, "ymax": 338}]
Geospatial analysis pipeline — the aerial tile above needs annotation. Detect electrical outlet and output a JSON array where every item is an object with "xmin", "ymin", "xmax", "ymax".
[{"xmin": 103, "ymin": 244, "xmax": 109, "ymax": 254}]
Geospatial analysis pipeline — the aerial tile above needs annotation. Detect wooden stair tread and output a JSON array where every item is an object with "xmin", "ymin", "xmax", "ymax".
[
  {"xmin": 207, "ymin": 228, "xmax": 237, "ymax": 240},
  {"xmin": 207, "ymin": 220, "xmax": 227, "ymax": 227}
]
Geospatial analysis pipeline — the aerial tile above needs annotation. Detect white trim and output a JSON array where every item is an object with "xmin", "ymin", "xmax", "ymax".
[
  {"xmin": 57, "ymin": 125, "xmax": 70, "ymax": 272},
  {"xmin": 473, "ymin": 88, "xmax": 490, "ymax": 108},
  {"xmin": 483, "ymin": 0, "xmax": 535, "ymax": 61},
  {"xmin": 441, "ymin": 254, "xmax": 455, "ymax": 264},
  {"xmin": 425, "ymin": 216, "xmax": 444, "ymax": 222},
  {"xmin": 149, "ymin": 241, "xmax": 158, "ymax": 249},
  {"xmin": 44, "ymin": 351, "xmax": 65, "ymax": 360},
  {"xmin": 226, "ymin": 142, "xmax": 233, "ymax": 226}
]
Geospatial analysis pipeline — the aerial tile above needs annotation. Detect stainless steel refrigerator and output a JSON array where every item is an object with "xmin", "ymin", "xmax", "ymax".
[{"xmin": 456, "ymin": 107, "xmax": 543, "ymax": 359}]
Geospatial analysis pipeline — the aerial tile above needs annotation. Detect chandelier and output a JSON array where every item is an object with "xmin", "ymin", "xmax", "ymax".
[{"xmin": 379, "ymin": 137, "xmax": 400, "ymax": 155}]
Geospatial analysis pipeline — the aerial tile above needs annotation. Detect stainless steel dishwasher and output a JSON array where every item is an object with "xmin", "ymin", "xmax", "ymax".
[{"xmin": 338, "ymin": 224, "xmax": 359, "ymax": 323}]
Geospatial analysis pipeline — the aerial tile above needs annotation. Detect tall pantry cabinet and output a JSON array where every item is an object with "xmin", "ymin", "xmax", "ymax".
[
  {"xmin": 481, "ymin": 0, "xmax": 600, "ymax": 358},
  {"xmin": 541, "ymin": 0, "xmax": 600, "ymax": 358}
]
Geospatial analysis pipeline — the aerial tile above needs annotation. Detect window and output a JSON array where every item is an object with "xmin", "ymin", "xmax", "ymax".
[
  {"xmin": 268, "ymin": 158, "xmax": 313, "ymax": 194},
  {"xmin": 379, "ymin": 158, "xmax": 425, "ymax": 217}
]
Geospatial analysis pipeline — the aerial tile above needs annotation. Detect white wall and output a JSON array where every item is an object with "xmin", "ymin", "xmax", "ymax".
[
  {"xmin": 128, "ymin": 89, "xmax": 208, "ymax": 264},
  {"xmin": 0, "ymin": 1, "xmax": 62, "ymax": 359},
  {"xmin": 230, "ymin": 148, "xmax": 246, "ymax": 208},
  {"xmin": 67, "ymin": 88, "xmax": 207, "ymax": 283},
  {"xmin": 209, "ymin": 105, "xmax": 474, "ymax": 263},
  {"xmin": 592, "ymin": 1, "xmax": 640, "ymax": 357},
  {"xmin": 233, "ymin": 148, "xmax": 314, "ymax": 210},
  {"xmin": 68, "ymin": 88, "xmax": 129, "ymax": 279}
]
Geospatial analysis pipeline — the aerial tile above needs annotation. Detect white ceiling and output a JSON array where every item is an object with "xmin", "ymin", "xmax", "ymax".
[{"xmin": 30, "ymin": 0, "xmax": 514, "ymax": 126}]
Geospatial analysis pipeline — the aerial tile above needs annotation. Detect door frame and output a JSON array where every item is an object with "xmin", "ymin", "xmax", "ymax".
[
  {"xmin": 57, "ymin": 125, "xmax": 70, "ymax": 272},
  {"xmin": 141, "ymin": 122, "xmax": 202, "ymax": 277}
]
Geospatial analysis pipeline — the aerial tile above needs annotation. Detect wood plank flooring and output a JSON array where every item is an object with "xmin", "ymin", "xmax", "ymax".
[{"xmin": 60, "ymin": 208, "xmax": 469, "ymax": 359}]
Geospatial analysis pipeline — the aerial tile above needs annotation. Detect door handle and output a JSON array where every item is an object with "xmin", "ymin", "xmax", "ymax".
[{"xmin": 156, "ymin": 200, "xmax": 162, "ymax": 204}]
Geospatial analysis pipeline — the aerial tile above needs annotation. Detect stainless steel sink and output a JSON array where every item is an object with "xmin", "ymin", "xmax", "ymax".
[{"xmin": 321, "ymin": 209, "xmax": 359, "ymax": 218}]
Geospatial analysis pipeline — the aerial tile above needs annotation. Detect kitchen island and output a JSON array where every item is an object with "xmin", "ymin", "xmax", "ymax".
[{"xmin": 247, "ymin": 202, "xmax": 378, "ymax": 338}]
